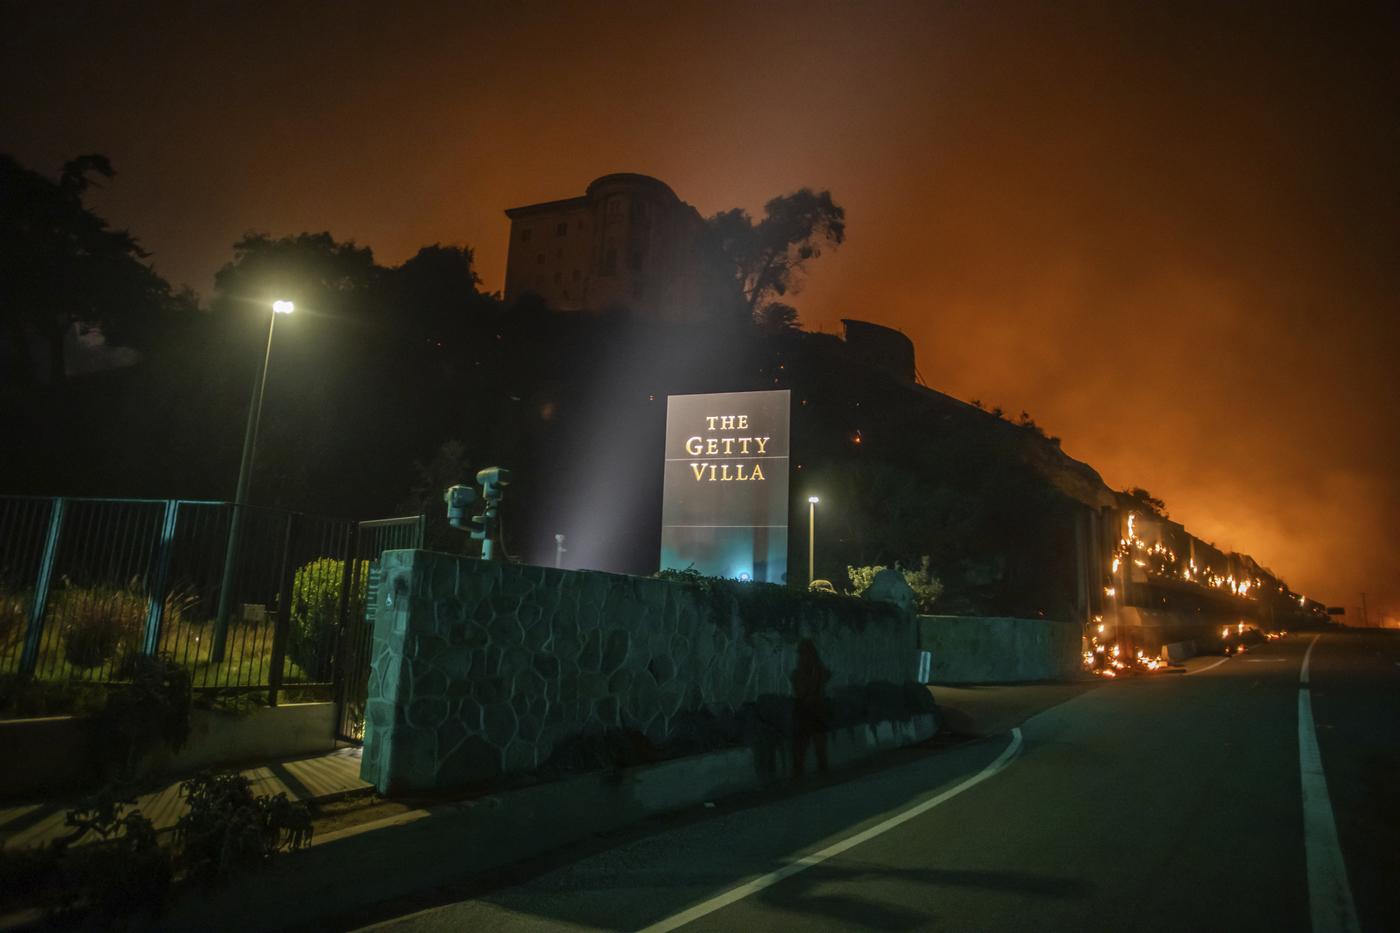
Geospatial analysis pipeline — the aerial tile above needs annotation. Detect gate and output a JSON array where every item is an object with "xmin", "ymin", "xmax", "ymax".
[{"xmin": 333, "ymin": 514, "xmax": 425, "ymax": 742}]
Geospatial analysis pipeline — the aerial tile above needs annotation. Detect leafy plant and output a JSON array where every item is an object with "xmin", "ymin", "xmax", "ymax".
[
  {"xmin": 47, "ymin": 579, "xmax": 198, "ymax": 670},
  {"xmin": 55, "ymin": 584, "xmax": 145, "ymax": 668},
  {"xmin": 847, "ymin": 556, "xmax": 944, "ymax": 613},
  {"xmin": 89, "ymin": 653, "xmax": 193, "ymax": 782},
  {"xmin": 175, "ymin": 771, "xmax": 312, "ymax": 886},
  {"xmin": 0, "ymin": 588, "xmax": 27, "ymax": 657},
  {"xmin": 289, "ymin": 557, "xmax": 367, "ymax": 680}
]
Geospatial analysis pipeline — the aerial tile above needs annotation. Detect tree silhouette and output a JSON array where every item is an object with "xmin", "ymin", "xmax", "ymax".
[
  {"xmin": 755, "ymin": 301, "xmax": 801, "ymax": 335},
  {"xmin": 211, "ymin": 232, "xmax": 381, "ymax": 319},
  {"xmin": 0, "ymin": 153, "xmax": 178, "ymax": 387},
  {"xmin": 705, "ymin": 188, "xmax": 845, "ymax": 321}
]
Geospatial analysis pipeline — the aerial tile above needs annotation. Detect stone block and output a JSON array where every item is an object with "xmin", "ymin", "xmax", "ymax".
[
  {"xmin": 454, "ymin": 697, "xmax": 484, "ymax": 731},
  {"xmin": 578, "ymin": 632, "xmax": 602, "ymax": 672},
  {"xmin": 602, "ymin": 629, "xmax": 631, "ymax": 673},
  {"xmin": 472, "ymin": 598, "xmax": 495, "ymax": 624},
  {"xmin": 593, "ymin": 695, "xmax": 620, "ymax": 727},
  {"xmin": 657, "ymin": 683, "xmax": 687, "ymax": 719},
  {"xmin": 406, "ymin": 696, "xmax": 449, "ymax": 729},
  {"xmin": 647, "ymin": 655, "xmax": 676, "ymax": 685},
  {"xmin": 608, "ymin": 669, "xmax": 633, "ymax": 696},
  {"xmin": 413, "ymin": 668, "xmax": 448, "ymax": 701},
  {"xmin": 434, "ymin": 597, "xmax": 466, "ymax": 630},
  {"xmin": 437, "ymin": 735, "xmax": 500, "ymax": 786},
  {"xmin": 473, "ymin": 676, "xmax": 508, "ymax": 704},
  {"xmin": 452, "ymin": 622, "xmax": 491, "ymax": 649},
  {"xmin": 503, "ymin": 740, "xmax": 538, "ymax": 774},
  {"xmin": 365, "ymin": 698, "xmax": 398, "ymax": 730},
  {"xmin": 576, "ymin": 603, "xmax": 602, "ymax": 633},
  {"xmin": 438, "ymin": 648, "xmax": 473, "ymax": 680},
  {"xmin": 499, "ymin": 646, "xmax": 531, "ymax": 680},
  {"xmin": 414, "ymin": 633, "xmax": 449, "ymax": 661},
  {"xmin": 532, "ymin": 653, "xmax": 560, "ymax": 679},
  {"xmin": 483, "ymin": 702, "xmax": 518, "ymax": 747},
  {"xmin": 578, "ymin": 672, "xmax": 609, "ymax": 700},
  {"xmin": 626, "ymin": 669, "xmax": 661, "ymax": 723}
]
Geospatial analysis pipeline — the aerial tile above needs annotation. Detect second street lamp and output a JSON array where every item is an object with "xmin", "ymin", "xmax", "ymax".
[{"xmin": 808, "ymin": 495, "xmax": 819, "ymax": 585}]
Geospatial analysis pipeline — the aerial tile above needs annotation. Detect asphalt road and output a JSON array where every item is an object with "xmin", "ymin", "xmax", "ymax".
[{"xmin": 356, "ymin": 628, "xmax": 1399, "ymax": 933}]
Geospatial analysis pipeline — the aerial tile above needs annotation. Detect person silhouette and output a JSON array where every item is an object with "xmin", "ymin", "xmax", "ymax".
[{"xmin": 791, "ymin": 638, "xmax": 831, "ymax": 778}]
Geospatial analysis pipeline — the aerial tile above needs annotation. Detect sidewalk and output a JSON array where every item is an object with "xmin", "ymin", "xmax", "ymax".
[
  {"xmin": 0, "ymin": 746, "xmax": 371, "ymax": 851},
  {"xmin": 929, "ymin": 676, "xmax": 1103, "ymax": 737}
]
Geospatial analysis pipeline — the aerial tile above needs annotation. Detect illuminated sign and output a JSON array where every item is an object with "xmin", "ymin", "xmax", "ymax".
[{"xmin": 660, "ymin": 390, "xmax": 790, "ymax": 583}]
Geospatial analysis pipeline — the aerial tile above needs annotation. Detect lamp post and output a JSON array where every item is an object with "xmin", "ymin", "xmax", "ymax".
[
  {"xmin": 807, "ymin": 496, "xmax": 819, "ymax": 585},
  {"xmin": 213, "ymin": 299, "xmax": 294, "ymax": 661},
  {"xmin": 232, "ymin": 299, "xmax": 295, "ymax": 505}
]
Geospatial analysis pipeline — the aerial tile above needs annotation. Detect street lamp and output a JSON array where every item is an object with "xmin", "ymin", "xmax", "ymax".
[
  {"xmin": 807, "ymin": 496, "xmax": 819, "ymax": 585},
  {"xmin": 214, "ymin": 299, "xmax": 293, "ymax": 661},
  {"xmin": 233, "ymin": 299, "xmax": 294, "ymax": 506}
]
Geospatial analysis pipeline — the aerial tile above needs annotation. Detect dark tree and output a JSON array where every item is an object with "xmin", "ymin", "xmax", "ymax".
[
  {"xmin": 211, "ymin": 232, "xmax": 381, "ymax": 319},
  {"xmin": 0, "ymin": 153, "xmax": 178, "ymax": 387},
  {"xmin": 1126, "ymin": 487, "xmax": 1169, "ymax": 518},
  {"xmin": 705, "ymin": 188, "xmax": 845, "ymax": 321},
  {"xmin": 755, "ymin": 301, "xmax": 801, "ymax": 335},
  {"xmin": 390, "ymin": 244, "xmax": 494, "ymax": 343}
]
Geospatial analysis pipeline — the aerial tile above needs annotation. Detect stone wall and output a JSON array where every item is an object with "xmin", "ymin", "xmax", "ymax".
[
  {"xmin": 361, "ymin": 550, "xmax": 923, "ymax": 794},
  {"xmin": 917, "ymin": 615, "xmax": 1083, "ymax": 683}
]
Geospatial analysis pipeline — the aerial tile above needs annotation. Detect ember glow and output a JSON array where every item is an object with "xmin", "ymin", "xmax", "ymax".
[{"xmin": 2, "ymin": 2, "xmax": 1396, "ymax": 621}]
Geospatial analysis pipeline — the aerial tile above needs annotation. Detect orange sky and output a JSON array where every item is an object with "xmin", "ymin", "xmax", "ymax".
[{"xmin": 5, "ymin": 0, "xmax": 1396, "ymax": 619}]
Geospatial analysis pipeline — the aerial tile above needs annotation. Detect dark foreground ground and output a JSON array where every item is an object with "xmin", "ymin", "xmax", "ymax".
[{"xmin": 335, "ymin": 629, "xmax": 1397, "ymax": 933}]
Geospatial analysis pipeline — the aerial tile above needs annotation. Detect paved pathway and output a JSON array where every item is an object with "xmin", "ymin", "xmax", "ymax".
[{"xmin": 0, "ymin": 746, "xmax": 369, "ymax": 850}]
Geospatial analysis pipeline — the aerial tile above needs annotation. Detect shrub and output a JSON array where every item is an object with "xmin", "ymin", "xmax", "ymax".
[
  {"xmin": 847, "ymin": 556, "xmax": 944, "ymax": 614},
  {"xmin": 90, "ymin": 654, "xmax": 193, "ymax": 782},
  {"xmin": 175, "ymin": 771, "xmax": 312, "ymax": 886},
  {"xmin": 48, "ymin": 581, "xmax": 198, "ymax": 670},
  {"xmin": 55, "ymin": 584, "xmax": 146, "ymax": 668},
  {"xmin": 0, "ymin": 588, "xmax": 27, "ymax": 657},
  {"xmin": 289, "ymin": 557, "xmax": 366, "ymax": 680}
]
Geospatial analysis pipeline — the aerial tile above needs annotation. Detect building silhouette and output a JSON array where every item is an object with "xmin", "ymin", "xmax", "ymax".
[{"xmin": 503, "ymin": 173, "xmax": 708, "ymax": 319}]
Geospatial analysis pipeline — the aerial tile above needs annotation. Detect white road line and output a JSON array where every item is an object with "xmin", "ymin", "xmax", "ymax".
[
  {"xmin": 639, "ymin": 729, "xmax": 1025, "ymax": 933},
  {"xmin": 1298, "ymin": 635, "xmax": 1360, "ymax": 933},
  {"xmin": 1185, "ymin": 656, "xmax": 1231, "ymax": 675}
]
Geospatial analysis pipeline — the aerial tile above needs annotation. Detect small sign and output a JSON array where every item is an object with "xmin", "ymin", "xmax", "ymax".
[
  {"xmin": 917, "ymin": 650, "xmax": 932, "ymax": 684},
  {"xmin": 1325, "ymin": 606, "xmax": 1345, "ymax": 616}
]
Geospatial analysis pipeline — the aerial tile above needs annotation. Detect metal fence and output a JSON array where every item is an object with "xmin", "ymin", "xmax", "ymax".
[
  {"xmin": 334, "ymin": 515, "xmax": 426, "ymax": 741},
  {"xmin": 0, "ymin": 496, "xmax": 423, "ymax": 724}
]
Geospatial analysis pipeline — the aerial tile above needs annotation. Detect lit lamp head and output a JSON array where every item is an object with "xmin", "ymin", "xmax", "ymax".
[
  {"xmin": 808, "ymin": 496, "xmax": 820, "ymax": 504},
  {"xmin": 272, "ymin": 299, "xmax": 295, "ymax": 315}
]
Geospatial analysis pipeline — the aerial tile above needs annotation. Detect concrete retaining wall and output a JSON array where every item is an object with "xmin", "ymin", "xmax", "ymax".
[
  {"xmin": 362, "ymin": 550, "xmax": 926, "ymax": 795},
  {"xmin": 0, "ymin": 702, "xmax": 337, "ymax": 801},
  {"xmin": 917, "ymin": 615, "xmax": 1082, "ymax": 683},
  {"xmin": 1113, "ymin": 606, "xmax": 1237, "ymax": 655}
]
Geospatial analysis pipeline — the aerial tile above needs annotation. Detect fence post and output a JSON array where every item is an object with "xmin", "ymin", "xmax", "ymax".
[
  {"xmin": 20, "ymin": 498, "xmax": 65, "ymax": 675},
  {"xmin": 143, "ymin": 500, "xmax": 180, "ymax": 656},
  {"xmin": 336, "ymin": 522, "xmax": 358, "ymax": 658},
  {"xmin": 266, "ymin": 511, "xmax": 297, "ymax": 707}
]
